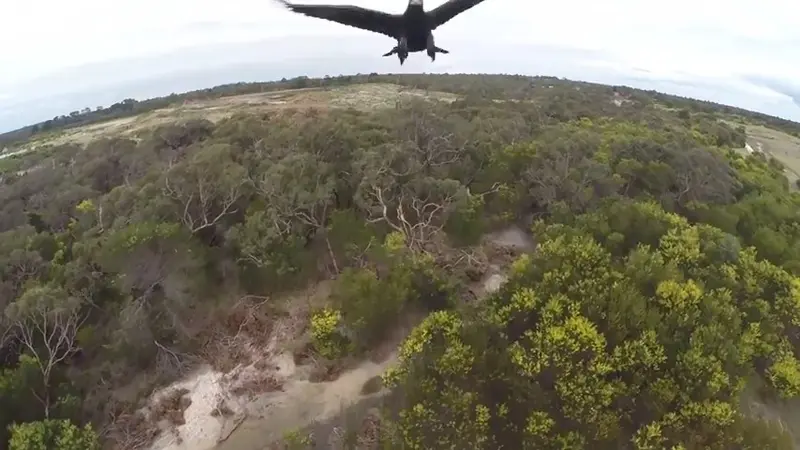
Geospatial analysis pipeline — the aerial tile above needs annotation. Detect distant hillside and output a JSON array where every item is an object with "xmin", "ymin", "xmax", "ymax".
[{"xmin": 3, "ymin": 73, "xmax": 799, "ymax": 149}]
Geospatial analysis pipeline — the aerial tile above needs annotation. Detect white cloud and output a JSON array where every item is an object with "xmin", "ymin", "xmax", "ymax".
[{"xmin": 1, "ymin": 0, "xmax": 799, "ymax": 128}]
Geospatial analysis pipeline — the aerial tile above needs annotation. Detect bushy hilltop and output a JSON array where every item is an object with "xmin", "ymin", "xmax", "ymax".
[
  {"xmin": 0, "ymin": 73, "xmax": 799, "ymax": 449},
  {"xmin": 3, "ymin": 73, "xmax": 800, "ymax": 148}
]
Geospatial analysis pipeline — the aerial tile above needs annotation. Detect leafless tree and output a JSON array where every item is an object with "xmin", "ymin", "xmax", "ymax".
[
  {"xmin": 400, "ymin": 111, "xmax": 465, "ymax": 170},
  {"xmin": 163, "ymin": 143, "xmax": 250, "ymax": 233},
  {"xmin": 672, "ymin": 147, "xmax": 737, "ymax": 205},
  {"xmin": 356, "ymin": 122, "xmax": 502, "ymax": 253},
  {"xmin": 364, "ymin": 177, "xmax": 468, "ymax": 252},
  {"xmin": 522, "ymin": 144, "xmax": 615, "ymax": 212},
  {"xmin": 4, "ymin": 285, "xmax": 88, "ymax": 418},
  {"xmin": 199, "ymin": 295, "xmax": 272, "ymax": 371},
  {"xmin": 101, "ymin": 404, "xmax": 158, "ymax": 450},
  {"xmin": 153, "ymin": 339, "xmax": 197, "ymax": 379},
  {"xmin": 5, "ymin": 248, "xmax": 45, "ymax": 292}
]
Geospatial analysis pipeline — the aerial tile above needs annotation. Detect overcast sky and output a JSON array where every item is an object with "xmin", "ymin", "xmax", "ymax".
[{"xmin": 1, "ymin": 0, "xmax": 800, "ymax": 132}]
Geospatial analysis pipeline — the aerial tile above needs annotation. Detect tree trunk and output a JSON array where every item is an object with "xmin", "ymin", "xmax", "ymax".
[{"xmin": 324, "ymin": 231, "xmax": 340, "ymax": 276}]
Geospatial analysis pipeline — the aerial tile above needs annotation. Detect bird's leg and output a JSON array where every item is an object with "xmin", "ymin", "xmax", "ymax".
[
  {"xmin": 383, "ymin": 46, "xmax": 408, "ymax": 64},
  {"xmin": 426, "ymin": 34, "xmax": 446, "ymax": 62},
  {"xmin": 384, "ymin": 37, "xmax": 408, "ymax": 55},
  {"xmin": 398, "ymin": 36, "xmax": 409, "ymax": 51},
  {"xmin": 396, "ymin": 36, "xmax": 409, "ymax": 65}
]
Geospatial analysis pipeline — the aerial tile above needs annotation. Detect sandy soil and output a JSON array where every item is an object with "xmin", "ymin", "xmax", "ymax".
[
  {"xmin": 740, "ymin": 376, "xmax": 800, "ymax": 448},
  {"xmin": 145, "ymin": 347, "xmax": 397, "ymax": 450},
  {"xmin": 212, "ymin": 354, "xmax": 397, "ymax": 450},
  {"xmin": 147, "ymin": 368, "xmax": 232, "ymax": 450},
  {"xmin": 485, "ymin": 226, "xmax": 535, "ymax": 251}
]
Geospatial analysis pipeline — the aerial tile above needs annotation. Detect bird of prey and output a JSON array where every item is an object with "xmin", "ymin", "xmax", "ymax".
[{"xmin": 276, "ymin": 0, "xmax": 488, "ymax": 65}]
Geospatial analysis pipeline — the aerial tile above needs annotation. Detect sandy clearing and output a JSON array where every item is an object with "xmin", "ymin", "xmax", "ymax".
[
  {"xmin": 148, "ymin": 368, "xmax": 234, "ymax": 450},
  {"xmin": 144, "ymin": 282, "xmax": 394, "ymax": 450},
  {"xmin": 745, "ymin": 125, "xmax": 800, "ymax": 188},
  {"xmin": 145, "ymin": 225, "xmax": 529, "ymax": 450},
  {"xmin": 213, "ymin": 353, "xmax": 397, "ymax": 450},
  {"xmin": 740, "ymin": 376, "xmax": 800, "ymax": 448},
  {"xmin": 145, "ymin": 347, "xmax": 398, "ymax": 450},
  {"xmin": 485, "ymin": 225, "xmax": 535, "ymax": 251}
]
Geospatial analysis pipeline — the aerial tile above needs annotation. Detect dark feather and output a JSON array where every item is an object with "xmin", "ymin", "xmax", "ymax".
[
  {"xmin": 426, "ymin": 0, "xmax": 486, "ymax": 29},
  {"xmin": 277, "ymin": 1, "xmax": 403, "ymax": 38}
]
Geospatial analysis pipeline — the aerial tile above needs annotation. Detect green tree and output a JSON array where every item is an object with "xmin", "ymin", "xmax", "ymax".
[
  {"xmin": 385, "ymin": 204, "xmax": 800, "ymax": 449},
  {"xmin": 7, "ymin": 419, "xmax": 99, "ymax": 450}
]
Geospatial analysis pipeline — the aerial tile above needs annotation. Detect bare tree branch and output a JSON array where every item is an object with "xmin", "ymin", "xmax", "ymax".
[
  {"xmin": 5, "ymin": 287, "xmax": 88, "ymax": 418},
  {"xmin": 162, "ymin": 145, "xmax": 250, "ymax": 233},
  {"xmin": 365, "ymin": 180, "xmax": 465, "ymax": 252}
]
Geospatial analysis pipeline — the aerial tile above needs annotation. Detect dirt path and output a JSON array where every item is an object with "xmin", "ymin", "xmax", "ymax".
[
  {"xmin": 146, "ymin": 226, "xmax": 531, "ymax": 450},
  {"xmin": 214, "ymin": 354, "xmax": 396, "ymax": 450},
  {"xmin": 145, "ymin": 348, "xmax": 396, "ymax": 450}
]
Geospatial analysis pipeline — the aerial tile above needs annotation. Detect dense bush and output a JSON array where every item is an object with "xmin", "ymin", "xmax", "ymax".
[{"xmin": 385, "ymin": 202, "xmax": 800, "ymax": 449}]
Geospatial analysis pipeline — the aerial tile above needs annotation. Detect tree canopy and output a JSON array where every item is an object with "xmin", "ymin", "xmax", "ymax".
[{"xmin": 1, "ymin": 73, "xmax": 799, "ymax": 449}]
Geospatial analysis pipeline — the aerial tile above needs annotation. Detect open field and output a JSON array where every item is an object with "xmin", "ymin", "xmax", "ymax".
[
  {"xmin": 745, "ymin": 124, "xmax": 800, "ymax": 187},
  {"xmin": 20, "ymin": 83, "xmax": 459, "ymax": 151}
]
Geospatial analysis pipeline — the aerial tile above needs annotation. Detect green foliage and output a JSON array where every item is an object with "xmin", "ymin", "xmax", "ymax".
[
  {"xmin": 317, "ymin": 231, "xmax": 459, "ymax": 356},
  {"xmin": 444, "ymin": 192, "xmax": 488, "ymax": 246},
  {"xmin": 331, "ymin": 267, "xmax": 405, "ymax": 348},
  {"xmin": 281, "ymin": 427, "xmax": 314, "ymax": 449},
  {"xmin": 310, "ymin": 308, "xmax": 350, "ymax": 360},
  {"xmin": 74, "ymin": 199, "xmax": 95, "ymax": 215},
  {"xmin": 7, "ymin": 419, "xmax": 99, "ymax": 450},
  {"xmin": 386, "ymin": 200, "xmax": 800, "ymax": 449},
  {"xmin": 0, "ymin": 356, "xmax": 44, "ymax": 446},
  {"xmin": 326, "ymin": 209, "xmax": 380, "ymax": 266},
  {"xmin": 227, "ymin": 208, "xmax": 309, "ymax": 276},
  {"xmin": 103, "ymin": 221, "xmax": 181, "ymax": 252}
]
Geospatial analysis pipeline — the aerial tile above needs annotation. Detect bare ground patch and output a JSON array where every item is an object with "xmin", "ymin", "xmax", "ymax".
[
  {"xmin": 137, "ymin": 279, "xmax": 360, "ymax": 450},
  {"xmin": 95, "ymin": 282, "xmax": 320, "ymax": 450},
  {"xmin": 740, "ymin": 375, "xmax": 800, "ymax": 448},
  {"xmin": 746, "ymin": 125, "xmax": 800, "ymax": 188},
  {"xmin": 132, "ymin": 224, "xmax": 531, "ymax": 450}
]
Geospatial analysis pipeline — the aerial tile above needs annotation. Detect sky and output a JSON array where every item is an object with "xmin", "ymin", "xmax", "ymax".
[{"xmin": 1, "ymin": 0, "xmax": 800, "ymax": 132}]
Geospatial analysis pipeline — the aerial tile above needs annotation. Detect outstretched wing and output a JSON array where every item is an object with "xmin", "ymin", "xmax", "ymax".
[
  {"xmin": 426, "ymin": 0, "xmax": 487, "ymax": 29},
  {"xmin": 277, "ymin": 1, "xmax": 403, "ymax": 38}
]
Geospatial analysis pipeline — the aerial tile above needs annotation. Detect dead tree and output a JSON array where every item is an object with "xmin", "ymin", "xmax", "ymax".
[
  {"xmin": 4, "ymin": 285, "xmax": 88, "ymax": 418},
  {"xmin": 5, "ymin": 249, "xmax": 45, "ymax": 294},
  {"xmin": 364, "ymin": 177, "xmax": 468, "ymax": 253},
  {"xmin": 162, "ymin": 144, "xmax": 250, "ymax": 234}
]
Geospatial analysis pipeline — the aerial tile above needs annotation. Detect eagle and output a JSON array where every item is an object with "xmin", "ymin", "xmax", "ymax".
[{"xmin": 276, "ymin": 0, "xmax": 488, "ymax": 64}]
